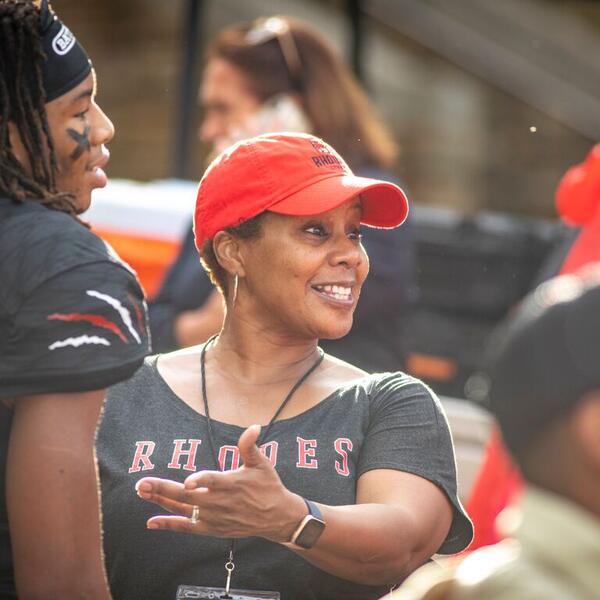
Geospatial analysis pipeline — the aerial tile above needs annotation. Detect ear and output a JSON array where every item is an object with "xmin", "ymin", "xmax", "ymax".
[
  {"xmin": 212, "ymin": 230, "xmax": 246, "ymax": 278},
  {"xmin": 570, "ymin": 391, "xmax": 600, "ymax": 471}
]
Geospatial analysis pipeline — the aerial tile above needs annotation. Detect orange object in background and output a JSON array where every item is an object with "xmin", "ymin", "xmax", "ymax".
[
  {"xmin": 406, "ymin": 352, "xmax": 457, "ymax": 382},
  {"xmin": 93, "ymin": 228, "xmax": 181, "ymax": 298},
  {"xmin": 84, "ymin": 178, "xmax": 198, "ymax": 299}
]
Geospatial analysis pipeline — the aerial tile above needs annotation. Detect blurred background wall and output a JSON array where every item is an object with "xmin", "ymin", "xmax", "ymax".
[{"xmin": 51, "ymin": 0, "xmax": 600, "ymax": 219}]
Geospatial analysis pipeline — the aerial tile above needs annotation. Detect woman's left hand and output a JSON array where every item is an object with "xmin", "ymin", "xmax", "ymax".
[{"xmin": 135, "ymin": 424, "xmax": 306, "ymax": 543}]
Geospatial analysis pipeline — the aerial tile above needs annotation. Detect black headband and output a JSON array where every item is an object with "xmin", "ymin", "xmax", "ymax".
[{"xmin": 39, "ymin": 0, "xmax": 92, "ymax": 102}]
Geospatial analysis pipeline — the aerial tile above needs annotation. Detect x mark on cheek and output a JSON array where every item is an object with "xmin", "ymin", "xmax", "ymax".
[{"xmin": 67, "ymin": 125, "xmax": 91, "ymax": 161}]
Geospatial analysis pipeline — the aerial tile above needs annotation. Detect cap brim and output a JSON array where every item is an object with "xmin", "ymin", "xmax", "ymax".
[{"xmin": 268, "ymin": 174, "xmax": 409, "ymax": 227}]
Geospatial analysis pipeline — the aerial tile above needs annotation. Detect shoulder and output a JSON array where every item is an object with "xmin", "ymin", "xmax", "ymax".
[
  {"xmin": 404, "ymin": 539, "xmax": 568, "ymax": 599},
  {"xmin": 393, "ymin": 541, "xmax": 521, "ymax": 600},
  {"xmin": 1, "ymin": 199, "xmax": 104, "ymax": 254},
  {"xmin": 0, "ymin": 200, "xmax": 136, "ymax": 307},
  {"xmin": 450, "ymin": 540, "xmax": 565, "ymax": 599},
  {"xmin": 320, "ymin": 352, "xmax": 437, "ymax": 410},
  {"xmin": 154, "ymin": 345, "xmax": 202, "ymax": 388},
  {"xmin": 107, "ymin": 355, "xmax": 160, "ymax": 400},
  {"xmin": 0, "ymin": 203, "xmax": 150, "ymax": 396},
  {"xmin": 321, "ymin": 352, "xmax": 368, "ymax": 380},
  {"xmin": 321, "ymin": 365, "xmax": 444, "ymax": 429},
  {"xmin": 352, "ymin": 371, "xmax": 452, "ymax": 443},
  {"xmin": 364, "ymin": 371, "xmax": 440, "ymax": 410}
]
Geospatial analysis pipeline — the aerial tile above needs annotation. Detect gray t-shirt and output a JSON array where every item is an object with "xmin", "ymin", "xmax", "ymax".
[{"xmin": 98, "ymin": 355, "xmax": 472, "ymax": 600}]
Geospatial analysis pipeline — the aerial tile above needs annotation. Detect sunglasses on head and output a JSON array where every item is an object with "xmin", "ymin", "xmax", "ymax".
[{"xmin": 245, "ymin": 17, "xmax": 303, "ymax": 89}]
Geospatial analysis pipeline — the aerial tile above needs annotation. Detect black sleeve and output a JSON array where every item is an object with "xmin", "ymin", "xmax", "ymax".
[
  {"xmin": 0, "ymin": 261, "xmax": 151, "ymax": 398},
  {"xmin": 148, "ymin": 224, "xmax": 216, "ymax": 352},
  {"xmin": 358, "ymin": 374, "xmax": 473, "ymax": 554}
]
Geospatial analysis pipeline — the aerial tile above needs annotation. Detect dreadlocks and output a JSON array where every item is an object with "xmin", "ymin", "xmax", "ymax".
[{"xmin": 0, "ymin": 0, "xmax": 76, "ymax": 215}]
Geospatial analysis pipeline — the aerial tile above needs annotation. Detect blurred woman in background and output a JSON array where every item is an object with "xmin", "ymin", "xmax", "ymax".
[{"xmin": 149, "ymin": 16, "xmax": 416, "ymax": 372}]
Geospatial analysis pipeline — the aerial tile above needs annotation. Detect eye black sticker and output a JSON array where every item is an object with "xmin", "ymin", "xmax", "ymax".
[{"xmin": 67, "ymin": 125, "xmax": 91, "ymax": 160}]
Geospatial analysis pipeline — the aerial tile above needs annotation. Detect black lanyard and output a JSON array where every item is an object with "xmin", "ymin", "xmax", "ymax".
[{"xmin": 200, "ymin": 334, "xmax": 324, "ymax": 595}]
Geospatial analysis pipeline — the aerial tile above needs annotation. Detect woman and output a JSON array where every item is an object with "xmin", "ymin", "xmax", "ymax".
[
  {"xmin": 149, "ymin": 16, "xmax": 415, "ymax": 373},
  {"xmin": 98, "ymin": 133, "xmax": 472, "ymax": 600}
]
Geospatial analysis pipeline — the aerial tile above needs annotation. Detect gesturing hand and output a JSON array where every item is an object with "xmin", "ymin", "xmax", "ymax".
[{"xmin": 135, "ymin": 424, "xmax": 306, "ymax": 543}]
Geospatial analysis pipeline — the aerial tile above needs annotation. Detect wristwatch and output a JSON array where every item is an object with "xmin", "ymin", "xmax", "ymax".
[{"xmin": 289, "ymin": 498, "xmax": 326, "ymax": 549}]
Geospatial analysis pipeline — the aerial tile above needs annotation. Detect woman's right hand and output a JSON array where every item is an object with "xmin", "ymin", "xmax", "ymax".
[{"xmin": 135, "ymin": 424, "xmax": 308, "ymax": 543}]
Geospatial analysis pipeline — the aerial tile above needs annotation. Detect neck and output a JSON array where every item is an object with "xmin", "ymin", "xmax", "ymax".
[{"xmin": 212, "ymin": 316, "xmax": 320, "ymax": 384}]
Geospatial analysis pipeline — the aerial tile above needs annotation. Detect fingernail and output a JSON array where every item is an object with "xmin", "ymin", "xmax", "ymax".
[
  {"xmin": 147, "ymin": 522, "xmax": 159, "ymax": 529},
  {"xmin": 136, "ymin": 481, "xmax": 152, "ymax": 493}
]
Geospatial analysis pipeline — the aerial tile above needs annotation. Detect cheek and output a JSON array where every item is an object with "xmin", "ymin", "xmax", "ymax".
[
  {"xmin": 358, "ymin": 247, "xmax": 370, "ymax": 285},
  {"xmin": 65, "ymin": 123, "xmax": 92, "ymax": 162},
  {"xmin": 247, "ymin": 247, "xmax": 310, "ymax": 298},
  {"xmin": 52, "ymin": 127, "xmax": 82, "ymax": 169}
]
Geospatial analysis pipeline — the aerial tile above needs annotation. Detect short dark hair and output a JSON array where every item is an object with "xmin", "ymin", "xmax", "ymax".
[
  {"xmin": 199, "ymin": 212, "xmax": 266, "ymax": 297},
  {"xmin": 208, "ymin": 17, "xmax": 398, "ymax": 171},
  {"xmin": 0, "ymin": 0, "xmax": 76, "ymax": 215},
  {"xmin": 488, "ymin": 269, "xmax": 600, "ymax": 464}
]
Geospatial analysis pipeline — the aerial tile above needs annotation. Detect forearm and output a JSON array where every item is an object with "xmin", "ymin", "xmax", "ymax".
[
  {"xmin": 173, "ymin": 291, "xmax": 224, "ymax": 348},
  {"xmin": 281, "ymin": 501, "xmax": 426, "ymax": 586},
  {"xmin": 8, "ymin": 392, "xmax": 112, "ymax": 599},
  {"xmin": 174, "ymin": 309, "xmax": 221, "ymax": 348}
]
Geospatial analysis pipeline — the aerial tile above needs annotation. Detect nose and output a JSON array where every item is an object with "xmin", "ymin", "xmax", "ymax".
[
  {"xmin": 199, "ymin": 114, "xmax": 220, "ymax": 145},
  {"xmin": 91, "ymin": 102, "xmax": 115, "ymax": 146},
  {"xmin": 328, "ymin": 235, "xmax": 366, "ymax": 270}
]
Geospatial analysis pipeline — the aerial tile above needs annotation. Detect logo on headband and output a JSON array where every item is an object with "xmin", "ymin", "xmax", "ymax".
[{"xmin": 52, "ymin": 25, "xmax": 76, "ymax": 56}]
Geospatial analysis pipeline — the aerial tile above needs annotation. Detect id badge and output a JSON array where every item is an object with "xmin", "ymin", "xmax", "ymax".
[{"xmin": 176, "ymin": 585, "xmax": 280, "ymax": 599}]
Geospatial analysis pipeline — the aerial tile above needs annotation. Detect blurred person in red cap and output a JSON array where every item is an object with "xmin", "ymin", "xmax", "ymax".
[
  {"xmin": 464, "ymin": 143, "xmax": 600, "ymax": 553},
  {"xmin": 556, "ymin": 143, "xmax": 600, "ymax": 273},
  {"xmin": 148, "ymin": 16, "xmax": 415, "ymax": 374},
  {"xmin": 387, "ymin": 267, "xmax": 600, "ymax": 600},
  {"xmin": 97, "ymin": 133, "xmax": 472, "ymax": 600},
  {"xmin": 0, "ymin": 0, "xmax": 150, "ymax": 598}
]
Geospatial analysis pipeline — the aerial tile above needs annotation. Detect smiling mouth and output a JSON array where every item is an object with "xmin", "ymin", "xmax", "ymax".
[
  {"xmin": 88, "ymin": 151, "xmax": 110, "ymax": 172},
  {"xmin": 312, "ymin": 284, "xmax": 353, "ymax": 303}
]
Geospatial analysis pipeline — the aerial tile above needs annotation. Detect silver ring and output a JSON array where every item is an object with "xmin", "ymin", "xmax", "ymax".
[{"xmin": 190, "ymin": 505, "xmax": 200, "ymax": 524}]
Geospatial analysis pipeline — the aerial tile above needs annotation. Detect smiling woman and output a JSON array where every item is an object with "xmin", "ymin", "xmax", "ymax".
[{"xmin": 97, "ymin": 133, "xmax": 473, "ymax": 600}]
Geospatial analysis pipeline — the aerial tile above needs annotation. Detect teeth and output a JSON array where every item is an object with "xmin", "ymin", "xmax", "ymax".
[{"xmin": 314, "ymin": 284, "xmax": 352, "ymax": 299}]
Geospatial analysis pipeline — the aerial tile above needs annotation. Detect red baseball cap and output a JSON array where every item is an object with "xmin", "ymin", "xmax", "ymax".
[{"xmin": 194, "ymin": 132, "xmax": 409, "ymax": 250}]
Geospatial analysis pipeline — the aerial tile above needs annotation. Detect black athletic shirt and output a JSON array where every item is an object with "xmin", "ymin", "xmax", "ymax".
[{"xmin": 0, "ymin": 197, "xmax": 151, "ymax": 598}]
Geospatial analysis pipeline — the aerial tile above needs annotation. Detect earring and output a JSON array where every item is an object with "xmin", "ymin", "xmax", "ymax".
[{"xmin": 232, "ymin": 274, "xmax": 239, "ymax": 306}]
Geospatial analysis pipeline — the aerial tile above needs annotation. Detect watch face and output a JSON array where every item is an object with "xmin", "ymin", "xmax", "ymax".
[{"xmin": 296, "ymin": 517, "xmax": 325, "ymax": 549}]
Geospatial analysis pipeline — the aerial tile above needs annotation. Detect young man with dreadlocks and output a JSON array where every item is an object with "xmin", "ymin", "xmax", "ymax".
[{"xmin": 0, "ymin": 1, "xmax": 150, "ymax": 597}]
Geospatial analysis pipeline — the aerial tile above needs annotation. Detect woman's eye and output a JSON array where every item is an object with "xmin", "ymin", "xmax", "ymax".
[
  {"xmin": 305, "ymin": 225, "xmax": 327, "ymax": 237},
  {"xmin": 348, "ymin": 228, "xmax": 362, "ymax": 240}
]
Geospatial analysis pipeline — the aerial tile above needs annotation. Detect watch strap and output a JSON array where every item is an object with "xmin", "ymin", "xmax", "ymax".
[
  {"xmin": 289, "ymin": 497, "xmax": 325, "ymax": 548},
  {"xmin": 303, "ymin": 498, "xmax": 323, "ymax": 521}
]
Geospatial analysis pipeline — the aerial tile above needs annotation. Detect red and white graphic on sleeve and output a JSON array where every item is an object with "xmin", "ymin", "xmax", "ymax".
[{"xmin": 47, "ymin": 289, "xmax": 144, "ymax": 350}]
